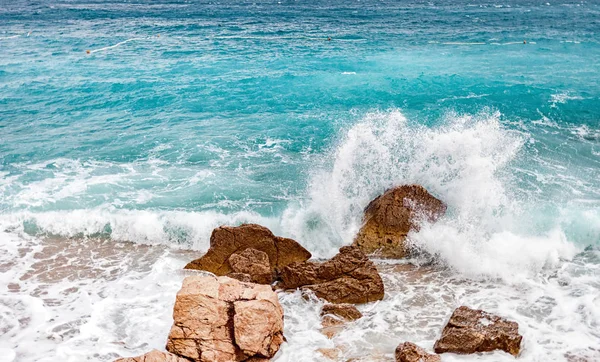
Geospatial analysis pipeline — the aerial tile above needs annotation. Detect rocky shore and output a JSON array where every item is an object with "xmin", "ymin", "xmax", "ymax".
[{"xmin": 114, "ymin": 185, "xmax": 523, "ymax": 362}]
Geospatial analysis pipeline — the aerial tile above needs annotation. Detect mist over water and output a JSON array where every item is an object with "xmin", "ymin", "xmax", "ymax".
[{"xmin": 1, "ymin": 0, "xmax": 600, "ymax": 361}]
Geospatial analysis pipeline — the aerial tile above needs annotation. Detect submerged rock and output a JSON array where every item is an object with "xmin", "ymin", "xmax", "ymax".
[
  {"xmin": 352, "ymin": 185, "xmax": 446, "ymax": 258},
  {"xmin": 184, "ymin": 224, "xmax": 311, "ymax": 284},
  {"xmin": 320, "ymin": 303, "xmax": 363, "ymax": 338},
  {"xmin": 395, "ymin": 343, "xmax": 440, "ymax": 362},
  {"xmin": 279, "ymin": 246, "xmax": 384, "ymax": 304},
  {"xmin": 434, "ymin": 306, "xmax": 522, "ymax": 357},
  {"xmin": 114, "ymin": 349, "xmax": 188, "ymax": 362},
  {"xmin": 166, "ymin": 275, "xmax": 284, "ymax": 361},
  {"xmin": 321, "ymin": 303, "xmax": 363, "ymax": 322}
]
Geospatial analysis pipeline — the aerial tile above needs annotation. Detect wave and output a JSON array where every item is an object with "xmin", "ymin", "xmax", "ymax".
[
  {"xmin": 1, "ymin": 110, "xmax": 596, "ymax": 280},
  {"xmin": 285, "ymin": 109, "xmax": 585, "ymax": 278}
]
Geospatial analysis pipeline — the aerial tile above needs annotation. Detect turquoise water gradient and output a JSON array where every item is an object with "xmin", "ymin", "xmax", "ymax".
[{"xmin": 0, "ymin": 0, "xmax": 599, "ymax": 245}]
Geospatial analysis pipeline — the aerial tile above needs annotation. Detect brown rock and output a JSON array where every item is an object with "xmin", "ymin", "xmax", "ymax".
[
  {"xmin": 279, "ymin": 246, "xmax": 384, "ymax": 304},
  {"xmin": 227, "ymin": 248, "xmax": 273, "ymax": 284},
  {"xmin": 353, "ymin": 185, "xmax": 446, "ymax": 258},
  {"xmin": 184, "ymin": 224, "xmax": 311, "ymax": 284},
  {"xmin": 320, "ymin": 303, "xmax": 363, "ymax": 338},
  {"xmin": 166, "ymin": 275, "xmax": 284, "ymax": 362},
  {"xmin": 318, "ymin": 348, "xmax": 341, "ymax": 360},
  {"xmin": 227, "ymin": 272, "xmax": 253, "ymax": 283},
  {"xmin": 434, "ymin": 306, "xmax": 522, "ymax": 357},
  {"xmin": 395, "ymin": 343, "xmax": 440, "ymax": 362},
  {"xmin": 114, "ymin": 349, "xmax": 189, "ymax": 362},
  {"xmin": 321, "ymin": 303, "xmax": 363, "ymax": 321}
]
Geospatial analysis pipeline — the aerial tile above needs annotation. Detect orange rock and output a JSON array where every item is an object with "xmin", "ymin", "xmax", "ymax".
[
  {"xmin": 228, "ymin": 248, "xmax": 273, "ymax": 284},
  {"xmin": 184, "ymin": 224, "xmax": 311, "ymax": 283},
  {"xmin": 353, "ymin": 185, "xmax": 446, "ymax": 258},
  {"xmin": 279, "ymin": 246, "xmax": 384, "ymax": 304},
  {"xmin": 114, "ymin": 349, "xmax": 188, "ymax": 362},
  {"xmin": 320, "ymin": 303, "xmax": 363, "ymax": 338},
  {"xmin": 166, "ymin": 275, "xmax": 284, "ymax": 361},
  {"xmin": 395, "ymin": 343, "xmax": 440, "ymax": 362},
  {"xmin": 434, "ymin": 306, "xmax": 522, "ymax": 357}
]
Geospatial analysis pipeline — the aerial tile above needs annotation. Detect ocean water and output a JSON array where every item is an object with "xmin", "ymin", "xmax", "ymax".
[{"xmin": 1, "ymin": 0, "xmax": 599, "ymax": 361}]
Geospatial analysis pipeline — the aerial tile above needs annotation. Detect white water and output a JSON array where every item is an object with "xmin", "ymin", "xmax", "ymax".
[{"xmin": 1, "ymin": 110, "xmax": 599, "ymax": 361}]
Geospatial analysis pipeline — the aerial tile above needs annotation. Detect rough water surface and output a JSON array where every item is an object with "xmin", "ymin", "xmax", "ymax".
[{"xmin": 1, "ymin": 0, "xmax": 599, "ymax": 361}]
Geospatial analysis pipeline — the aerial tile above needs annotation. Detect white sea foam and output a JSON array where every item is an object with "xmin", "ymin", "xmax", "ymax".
[{"xmin": 1, "ymin": 110, "xmax": 599, "ymax": 361}]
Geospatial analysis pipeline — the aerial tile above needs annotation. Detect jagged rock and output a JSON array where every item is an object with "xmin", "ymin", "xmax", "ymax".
[
  {"xmin": 434, "ymin": 306, "xmax": 522, "ymax": 357},
  {"xmin": 184, "ymin": 224, "xmax": 311, "ymax": 284},
  {"xmin": 227, "ymin": 248, "xmax": 273, "ymax": 284},
  {"xmin": 166, "ymin": 275, "xmax": 284, "ymax": 362},
  {"xmin": 114, "ymin": 349, "xmax": 188, "ymax": 362},
  {"xmin": 352, "ymin": 185, "xmax": 446, "ymax": 258},
  {"xmin": 395, "ymin": 343, "xmax": 440, "ymax": 362},
  {"xmin": 279, "ymin": 246, "xmax": 384, "ymax": 304},
  {"xmin": 320, "ymin": 303, "xmax": 363, "ymax": 338},
  {"xmin": 227, "ymin": 272, "xmax": 254, "ymax": 283}
]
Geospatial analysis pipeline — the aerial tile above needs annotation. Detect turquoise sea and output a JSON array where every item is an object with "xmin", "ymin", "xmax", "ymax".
[{"xmin": 1, "ymin": 1, "xmax": 599, "ymax": 361}]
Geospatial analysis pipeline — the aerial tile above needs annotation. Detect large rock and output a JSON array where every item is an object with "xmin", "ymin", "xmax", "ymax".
[
  {"xmin": 166, "ymin": 275, "xmax": 284, "ymax": 362},
  {"xmin": 434, "ymin": 306, "xmax": 522, "ymax": 357},
  {"xmin": 228, "ymin": 248, "xmax": 273, "ymax": 284},
  {"xmin": 184, "ymin": 224, "xmax": 311, "ymax": 284},
  {"xmin": 395, "ymin": 343, "xmax": 440, "ymax": 362},
  {"xmin": 279, "ymin": 246, "xmax": 384, "ymax": 304},
  {"xmin": 352, "ymin": 185, "xmax": 446, "ymax": 258},
  {"xmin": 114, "ymin": 350, "xmax": 188, "ymax": 362}
]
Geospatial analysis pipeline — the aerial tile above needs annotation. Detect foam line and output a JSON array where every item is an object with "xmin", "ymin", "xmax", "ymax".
[
  {"xmin": 88, "ymin": 37, "xmax": 146, "ymax": 54},
  {"xmin": 442, "ymin": 42, "xmax": 486, "ymax": 45},
  {"xmin": 0, "ymin": 34, "xmax": 21, "ymax": 40}
]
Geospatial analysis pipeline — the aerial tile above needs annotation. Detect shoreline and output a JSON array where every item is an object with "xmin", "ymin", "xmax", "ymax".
[{"xmin": 1, "ymin": 233, "xmax": 598, "ymax": 361}]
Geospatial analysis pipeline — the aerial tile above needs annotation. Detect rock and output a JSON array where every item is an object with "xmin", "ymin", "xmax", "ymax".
[
  {"xmin": 395, "ymin": 343, "xmax": 440, "ymax": 362},
  {"xmin": 227, "ymin": 272, "xmax": 254, "ymax": 283},
  {"xmin": 184, "ymin": 224, "xmax": 311, "ymax": 284},
  {"xmin": 320, "ymin": 303, "xmax": 363, "ymax": 338},
  {"xmin": 166, "ymin": 275, "xmax": 284, "ymax": 362},
  {"xmin": 352, "ymin": 185, "xmax": 446, "ymax": 258},
  {"xmin": 228, "ymin": 248, "xmax": 273, "ymax": 284},
  {"xmin": 114, "ymin": 349, "xmax": 188, "ymax": 362},
  {"xmin": 279, "ymin": 246, "xmax": 384, "ymax": 304},
  {"xmin": 318, "ymin": 348, "xmax": 341, "ymax": 360},
  {"xmin": 434, "ymin": 306, "xmax": 522, "ymax": 357},
  {"xmin": 321, "ymin": 303, "xmax": 363, "ymax": 322}
]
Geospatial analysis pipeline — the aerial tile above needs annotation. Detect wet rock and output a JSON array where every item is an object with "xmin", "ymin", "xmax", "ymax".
[
  {"xmin": 318, "ymin": 348, "xmax": 341, "ymax": 360},
  {"xmin": 395, "ymin": 342, "xmax": 440, "ymax": 362},
  {"xmin": 320, "ymin": 303, "xmax": 363, "ymax": 338},
  {"xmin": 321, "ymin": 303, "xmax": 363, "ymax": 324},
  {"xmin": 352, "ymin": 185, "xmax": 446, "ymax": 258},
  {"xmin": 434, "ymin": 306, "xmax": 522, "ymax": 357},
  {"xmin": 184, "ymin": 224, "xmax": 311, "ymax": 284},
  {"xmin": 227, "ymin": 248, "xmax": 273, "ymax": 284},
  {"xmin": 166, "ymin": 275, "xmax": 284, "ymax": 361},
  {"xmin": 114, "ymin": 349, "xmax": 188, "ymax": 362},
  {"xmin": 279, "ymin": 246, "xmax": 384, "ymax": 304}
]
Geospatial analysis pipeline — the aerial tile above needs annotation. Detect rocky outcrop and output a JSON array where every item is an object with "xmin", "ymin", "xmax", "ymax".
[
  {"xmin": 352, "ymin": 185, "xmax": 446, "ymax": 258},
  {"xmin": 114, "ymin": 350, "xmax": 189, "ymax": 362},
  {"xmin": 434, "ymin": 306, "xmax": 522, "ymax": 357},
  {"xmin": 227, "ymin": 248, "xmax": 273, "ymax": 284},
  {"xmin": 278, "ymin": 246, "xmax": 384, "ymax": 304},
  {"xmin": 166, "ymin": 275, "xmax": 284, "ymax": 362},
  {"xmin": 395, "ymin": 343, "xmax": 440, "ymax": 362},
  {"xmin": 184, "ymin": 224, "xmax": 311, "ymax": 284},
  {"xmin": 320, "ymin": 303, "xmax": 363, "ymax": 338}
]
